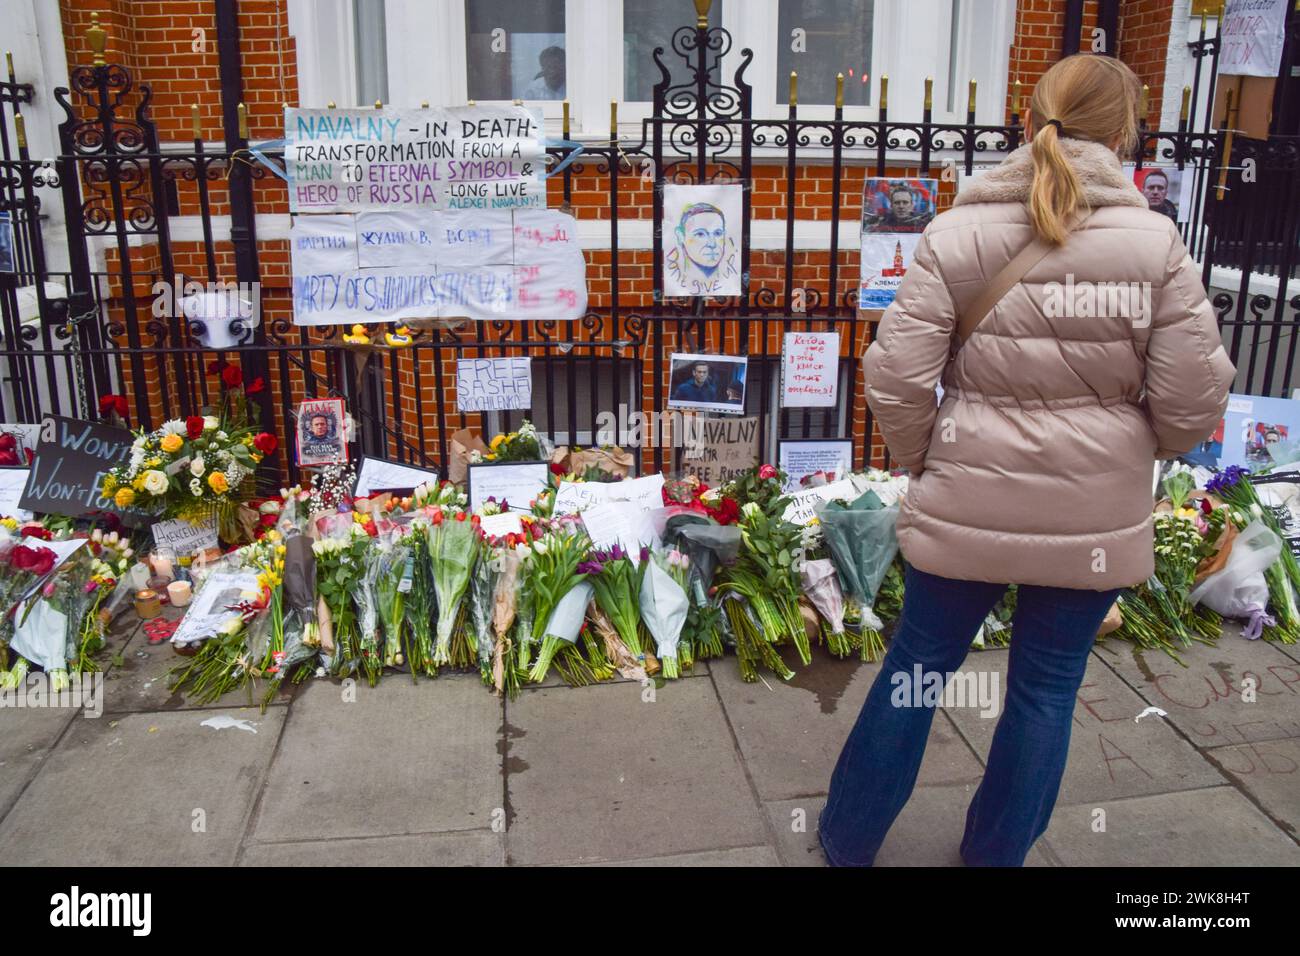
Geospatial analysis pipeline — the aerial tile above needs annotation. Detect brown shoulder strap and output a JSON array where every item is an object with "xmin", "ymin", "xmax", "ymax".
[{"xmin": 955, "ymin": 208, "xmax": 1093, "ymax": 345}]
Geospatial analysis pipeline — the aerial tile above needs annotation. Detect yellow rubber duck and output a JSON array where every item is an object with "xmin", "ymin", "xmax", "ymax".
[
  {"xmin": 384, "ymin": 325, "xmax": 415, "ymax": 348},
  {"xmin": 343, "ymin": 324, "xmax": 370, "ymax": 345}
]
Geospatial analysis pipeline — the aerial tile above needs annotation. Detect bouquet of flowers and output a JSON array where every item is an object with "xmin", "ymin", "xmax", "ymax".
[
  {"xmin": 663, "ymin": 513, "xmax": 742, "ymax": 659},
  {"xmin": 526, "ymin": 526, "xmax": 593, "ymax": 683},
  {"xmin": 375, "ymin": 535, "xmax": 411, "ymax": 670},
  {"xmin": 0, "ymin": 541, "xmax": 59, "ymax": 687},
  {"xmin": 815, "ymin": 489, "xmax": 900, "ymax": 662},
  {"xmin": 579, "ymin": 544, "xmax": 646, "ymax": 660},
  {"xmin": 640, "ymin": 549, "xmax": 691, "ymax": 678},
  {"xmin": 312, "ymin": 525, "xmax": 372, "ymax": 680},
  {"xmin": 719, "ymin": 501, "xmax": 809, "ymax": 663},
  {"xmin": 10, "ymin": 545, "xmax": 97, "ymax": 691},
  {"xmin": 101, "ymin": 362, "xmax": 273, "ymax": 540},
  {"xmin": 404, "ymin": 517, "xmax": 439, "ymax": 678},
  {"xmin": 431, "ymin": 509, "xmax": 479, "ymax": 667},
  {"xmin": 473, "ymin": 420, "xmax": 545, "ymax": 463}
]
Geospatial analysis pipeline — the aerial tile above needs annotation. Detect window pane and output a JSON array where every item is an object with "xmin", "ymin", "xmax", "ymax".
[
  {"xmin": 776, "ymin": 0, "xmax": 873, "ymax": 106},
  {"xmin": 355, "ymin": 0, "xmax": 389, "ymax": 106},
  {"xmin": 623, "ymin": 0, "xmax": 722, "ymax": 102},
  {"xmin": 466, "ymin": 0, "xmax": 566, "ymax": 101}
]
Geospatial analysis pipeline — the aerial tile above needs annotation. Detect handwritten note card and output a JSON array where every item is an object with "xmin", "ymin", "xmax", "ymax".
[
  {"xmin": 457, "ymin": 357, "xmax": 533, "ymax": 412},
  {"xmin": 781, "ymin": 331, "xmax": 839, "ymax": 407}
]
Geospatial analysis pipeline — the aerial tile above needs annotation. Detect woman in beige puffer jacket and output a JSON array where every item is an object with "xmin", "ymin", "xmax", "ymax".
[{"xmin": 819, "ymin": 54, "xmax": 1234, "ymax": 868}]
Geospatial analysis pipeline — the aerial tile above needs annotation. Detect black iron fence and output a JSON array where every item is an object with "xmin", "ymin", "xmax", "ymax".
[{"xmin": 0, "ymin": 15, "xmax": 1297, "ymax": 484}]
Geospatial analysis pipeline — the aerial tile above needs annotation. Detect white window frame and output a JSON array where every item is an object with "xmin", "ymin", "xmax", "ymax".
[{"xmin": 293, "ymin": 0, "xmax": 1014, "ymax": 141}]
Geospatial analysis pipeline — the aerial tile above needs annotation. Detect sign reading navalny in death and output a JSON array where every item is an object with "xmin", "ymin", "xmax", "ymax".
[
  {"xmin": 287, "ymin": 105, "xmax": 587, "ymax": 326},
  {"xmin": 286, "ymin": 106, "xmax": 546, "ymax": 213}
]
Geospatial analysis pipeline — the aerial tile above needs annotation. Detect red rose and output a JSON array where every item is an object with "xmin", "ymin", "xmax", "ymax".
[
  {"xmin": 207, "ymin": 359, "xmax": 226, "ymax": 376},
  {"xmin": 99, "ymin": 394, "xmax": 128, "ymax": 418},
  {"xmin": 253, "ymin": 432, "xmax": 278, "ymax": 455},
  {"xmin": 246, "ymin": 377, "xmax": 265, "ymax": 395},
  {"xmin": 758, "ymin": 464, "xmax": 778, "ymax": 481},
  {"xmin": 10, "ymin": 546, "xmax": 35, "ymax": 571},
  {"xmin": 20, "ymin": 525, "xmax": 53, "ymax": 541},
  {"xmin": 0, "ymin": 433, "xmax": 14, "ymax": 452},
  {"xmin": 221, "ymin": 365, "xmax": 243, "ymax": 389},
  {"xmin": 0, "ymin": 451, "xmax": 16, "ymax": 466},
  {"xmin": 259, "ymin": 513, "xmax": 278, "ymax": 528},
  {"xmin": 186, "ymin": 416, "xmax": 205, "ymax": 440},
  {"xmin": 550, "ymin": 461, "xmax": 566, "ymax": 476}
]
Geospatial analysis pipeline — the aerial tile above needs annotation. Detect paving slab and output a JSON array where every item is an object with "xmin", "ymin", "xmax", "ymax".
[
  {"xmin": 239, "ymin": 829, "xmax": 505, "ymax": 866},
  {"xmin": 519, "ymin": 654, "xmax": 710, "ymax": 690},
  {"xmin": 251, "ymin": 672, "xmax": 502, "ymax": 842},
  {"xmin": 503, "ymin": 677, "xmax": 767, "ymax": 865},
  {"xmin": 580, "ymin": 845, "xmax": 780, "ymax": 866},
  {"xmin": 0, "ymin": 702, "xmax": 80, "ymax": 821},
  {"xmin": 710, "ymin": 654, "xmax": 986, "ymax": 801},
  {"xmin": 0, "ymin": 707, "xmax": 284, "ymax": 865},
  {"xmin": 103, "ymin": 614, "xmax": 298, "ymax": 713},
  {"xmin": 1094, "ymin": 637, "xmax": 1300, "ymax": 748},
  {"xmin": 1202, "ymin": 736, "xmax": 1300, "ymax": 838},
  {"xmin": 1039, "ymin": 787, "xmax": 1300, "ymax": 866},
  {"xmin": 944, "ymin": 649, "xmax": 1224, "ymax": 805}
]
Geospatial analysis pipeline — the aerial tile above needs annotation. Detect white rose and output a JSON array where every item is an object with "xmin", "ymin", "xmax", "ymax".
[
  {"xmin": 142, "ymin": 470, "xmax": 169, "ymax": 495},
  {"xmin": 190, "ymin": 456, "xmax": 206, "ymax": 477},
  {"xmin": 203, "ymin": 415, "xmax": 219, "ymax": 431}
]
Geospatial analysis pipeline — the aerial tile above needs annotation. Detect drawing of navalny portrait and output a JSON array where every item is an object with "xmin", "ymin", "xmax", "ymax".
[{"xmin": 663, "ymin": 184, "xmax": 742, "ymax": 298}]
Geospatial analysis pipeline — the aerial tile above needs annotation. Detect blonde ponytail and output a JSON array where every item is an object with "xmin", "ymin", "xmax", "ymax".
[{"xmin": 1027, "ymin": 54, "xmax": 1142, "ymax": 244}]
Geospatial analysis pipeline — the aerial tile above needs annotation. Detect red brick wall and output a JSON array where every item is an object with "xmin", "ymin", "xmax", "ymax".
[
  {"xmin": 55, "ymin": 0, "xmax": 1173, "ymax": 479},
  {"xmin": 1119, "ymin": 0, "xmax": 1176, "ymax": 128}
]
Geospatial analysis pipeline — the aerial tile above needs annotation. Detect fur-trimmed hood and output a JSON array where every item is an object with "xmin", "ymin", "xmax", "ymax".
[{"xmin": 953, "ymin": 137, "xmax": 1148, "ymax": 210}]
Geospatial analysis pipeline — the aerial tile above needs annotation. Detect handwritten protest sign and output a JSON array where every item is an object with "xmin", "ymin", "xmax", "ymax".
[
  {"xmin": 285, "ymin": 106, "xmax": 546, "ymax": 213},
  {"xmin": 678, "ymin": 416, "xmax": 759, "ymax": 485},
  {"xmin": 18, "ymin": 416, "xmax": 146, "ymax": 524},
  {"xmin": 781, "ymin": 332, "xmax": 839, "ymax": 407},
  {"xmin": 457, "ymin": 357, "xmax": 532, "ymax": 412},
  {"xmin": 152, "ymin": 517, "xmax": 219, "ymax": 556},
  {"xmin": 1219, "ymin": 0, "xmax": 1288, "ymax": 77},
  {"xmin": 290, "ymin": 209, "xmax": 586, "ymax": 325}
]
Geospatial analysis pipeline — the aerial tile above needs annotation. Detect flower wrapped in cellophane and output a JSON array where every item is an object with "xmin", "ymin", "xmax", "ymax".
[
  {"xmin": 640, "ymin": 549, "xmax": 691, "ymax": 678},
  {"xmin": 815, "ymin": 489, "xmax": 900, "ymax": 662},
  {"xmin": 526, "ymin": 524, "xmax": 592, "ymax": 683},
  {"xmin": 431, "ymin": 508, "xmax": 479, "ymax": 668},
  {"xmin": 312, "ymin": 525, "xmax": 372, "ymax": 680}
]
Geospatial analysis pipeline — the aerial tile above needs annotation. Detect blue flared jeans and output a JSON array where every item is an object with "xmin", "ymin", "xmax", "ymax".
[{"xmin": 818, "ymin": 564, "xmax": 1121, "ymax": 867}]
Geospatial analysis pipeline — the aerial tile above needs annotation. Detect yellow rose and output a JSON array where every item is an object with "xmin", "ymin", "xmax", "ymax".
[
  {"xmin": 490, "ymin": 433, "xmax": 507, "ymax": 451},
  {"xmin": 207, "ymin": 471, "xmax": 229, "ymax": 494},
  {"xmin": 114, "ymin": 487, "xmax": 136, "ymax": 508},
  {"xmin": 160, "ymin": 433, "xmax": 184, "ymax": 454}
]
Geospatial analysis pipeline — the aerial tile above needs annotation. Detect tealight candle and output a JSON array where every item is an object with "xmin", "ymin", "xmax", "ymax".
[
  {"xmin": 135, "ymin": 589, "xmax": 162, "ymax": 619},
  {"xmin": 166, "ymin": 580, "xmax": 193, "ymax": 608},
  {"xmin": 150, "ymin": 552, "xmax": 175, "ymax": 582}
]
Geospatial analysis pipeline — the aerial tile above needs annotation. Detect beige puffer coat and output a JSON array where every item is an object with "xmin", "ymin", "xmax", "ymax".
[{"xmin": 863, "ymin": 138, "xmax": 1235, "ymax": 590}]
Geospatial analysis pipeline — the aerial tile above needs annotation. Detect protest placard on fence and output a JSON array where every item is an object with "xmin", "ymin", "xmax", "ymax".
[
  {"xmin": 18, "ymin": 416, "xmax": 146, "ymax": 524},
  {"xmin": 457, "ymin": 357, "xmax": 533, "ymax": 412},
  {"xmin": 781, "ymin": 332, "xmax": 839, "ymax": 407},
  {"xmin": 678, "ymin": 416, "xmax": 759, "ymax": 485}
]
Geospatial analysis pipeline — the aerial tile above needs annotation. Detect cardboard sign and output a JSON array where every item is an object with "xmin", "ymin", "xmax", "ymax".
[
  {"xmin": 777, "ymin": 439, "xmax": 853, "ymax": 492},
  {"xmin": 456, "ymin": 357, "xmax": 533, "ymax": 412},
  {"xmin": 781, "ymin": 332, "xmax": 839, "ymax": 407},
  {"xmin": 354, "ymin": 456, "xmax": 440, "ymax": 497},
  {"xmin": 678, "ymin": 416, "xmax": 760, "ymax": 485},
  {"xmin": 152, "ymin": 517, "xmax": 219, "ymax": 557},
  {"xmin": 467, "ymin": 461, "xmax": 549, "ymax": 513},
  {"xmin": 18, "ymin": 416, "xmax": 145, "ymax": 524}
]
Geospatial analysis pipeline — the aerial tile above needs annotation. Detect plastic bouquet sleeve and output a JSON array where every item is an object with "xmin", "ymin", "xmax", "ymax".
[
  {"xmin": 639, "ymin": 558, "xmax": 690, "ymax": 672},
  {"xmin": 541, "ymin": 580, "xmax": 594, "ymax": 644}
]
